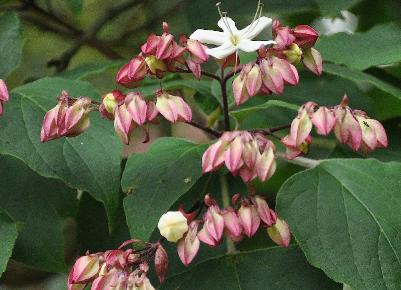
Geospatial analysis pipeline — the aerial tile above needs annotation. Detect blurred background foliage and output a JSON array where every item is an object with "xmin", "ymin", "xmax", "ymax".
[{"xmin": 0, "ymin": 0, "xmax": 400, "ymax": 289}]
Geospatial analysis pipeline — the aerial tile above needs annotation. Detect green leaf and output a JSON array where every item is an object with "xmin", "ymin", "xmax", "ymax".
[
  {"xmin": 0, "ymin": 155, "xmax": 75, "ymax": 272},
  {"xmin": 315, "ymin": 0, "xmax": 362, "ymax": 16},
  {"xmin": 316, "ymin": 23, "xmax": 401, "ymax": 70},
  {"xmin": 0, "ymin": 12, "xmax": 22, "ymax": 78},
  {"xmin": 161, "ymin": 245, "xmax": 341, "ymax": 290},
  {"xmin": 59, "ymin": 60, "xmax": 125, "ymax": 80},
  {"xmin": 230, "ymin": 100, "xmax": 299, "ymax": 125},
  {"xmin": 122, "ymin": 137, "xmax": 207, "ymax": 240},
  {"xmin": 324, "ymin": 63, "xmax": 401, "ymax": 119},
  {"xmin": 277, "ymin": 159, "xmax": 401, "ymax": 290},
  {"xmin": 0, "ymin": 211, "xmax": 18, "ymax": 277},
  {"xmin": 0, "ymin": 78, "xmax": 122, "ymax": 228},
  {"xmin": 66, "ymin": 0, "xmax": 83, "ymax": 15}
]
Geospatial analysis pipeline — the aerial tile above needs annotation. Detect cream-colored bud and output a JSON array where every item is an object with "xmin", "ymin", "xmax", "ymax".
[{"xmin": 158, "ymin": 211, "xmax": 188, "ymax": 242}]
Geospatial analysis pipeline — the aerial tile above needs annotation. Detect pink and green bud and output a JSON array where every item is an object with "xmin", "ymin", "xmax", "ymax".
[
  {"xmin": 99, "ymin": 90, "xmax": 125, "ymax": 120},
  {"xmin": 114, "ymin": 103, "xmax": 133, "ymax": 145},
  {"xmin": 116, "ymin": 56, "xmax": 147, "ymax": 88},
  {"xmin": 293, "ymin": 25, "xmax": 319, "ymax": 48},
  {"xmin": 202, "ymin": 139, "xmax": 226, "ymax": 172},
  {"xmin": 40, "ymin": 102, "xmax": 66, "ymax": 142},
  {"xmin": 63, "ymin": 97, "xmax": 91, "ymax": 137},
  {"xmin": 254, "ymin": 196, "xmax": 276, "ymax": 227},
  {"xmin": 177, "ymin": 221, "xmax": 200, "ymax": 266},
  {"xmin": 141, "ymin": 34, "xmax": 160, "ymax": 55},
  {"xmin": 284, "ymin": 43, "xmax": 302, "ymax": 64},
  {"xmin": 186, "ymin": 58, "xmax": 201, "ymax": 80},
  {"xmin": 222, "ymin": 207, "xmax": 242, "ymax": 240},
  {"xmin": 186, "ymin": 39, "xmax": 209, "ymax": 63},
  {"xmin": 232, "ymin": 71, "xmax": 250, "ymax": 106},
  {"xmin": 302, "ymin": 48, "xmax": 323, "ymax": 76},
  {"xmin": 224, "ymin": 136, "xmax": 244, "ymax": 172},
  {"xmin": 203, "ymin": 205, "xmax": 225, "ymax": 243},
  {"xmin": 334, "ymin": 96, "xmax": 362, "ymax": 151},
  {"xmin": 68, "ymin": 254, "xmax": 101, "ymax": 284},
  {"xmin": 255, "ymin": 142, "xmax": 276, "ymax": 181},
  {"xmin": 355, "ymin": 111, "xmax": 388, "ymax": 152},
  {"xmin": 273, "ymin": 26, "xmax": 296, "ymax": 50},
  {"xmin": 145, "ymin": 55, "xmax": 167, "ymax": 76},
  {"xmin": 272, "ymin": 57, "xmax": 299, "ymax": 86},
  {"xmin": 125, "ymin": 92, "xmax": 148, "ymax": 126},
  {"xmin": 156, "ymin": 33, "xmax": 174, "ymax": 60},
  {"xmin": 0, "ymin": 79, "xmax": 9, "ymax": 102},
  {"xmin": 91, "ymin": 269, "xmax": 121, "ymax": 290},
  {"xmin": 238, "ymin": 203, "xmax": 260, "ymax": 238},
  {"xmin": 260, "ymin": 58, "xmax": 284, "ymax": 95},
  {"xmin": 246, "ymin": 64, "xmax": 262, "ymax": 97},
  {"xmin": 154, "ymin": 244, "xmax": 168, "ymax": 282},
  {"xmin": 146, "ymin": 101, "xmax": 159, "ymax": 122},
  {"xmin": 311, "ymin": 106, "xmax": 336, "ymax": 135},
  {"xmin": 267, "ymin": 217, "xmax": 291, "ymax": 248},
  {"xmin": 155, "ymin": 90, "xmax": 192, "ymax": 123}
]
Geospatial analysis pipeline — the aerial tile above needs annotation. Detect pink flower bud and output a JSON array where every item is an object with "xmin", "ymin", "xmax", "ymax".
[
  {"xmin": 267, "ymin": 217, "xmax": 291, "ymax": 248},
  {"xmin": 255, "ymin": 143, "xmax": 276, "ymax": 181},
  {"xmin": 116, "ymin": 56, "xmax": 147, "ymax": 88},
  {"xmin": 203, "ymin": 205, "xmax": 224, "ymax": 242},
  {"xmin": 99, "ymin": 90, "xmax": 125, "ymax": 120},
  {"xmin": 355, "ymin": 112, "xmax": 388, "ymax": 152},
  {"xmin": 222, "ymin": 207, "xmax": 242, "ymax": 240},
  {"xmin": 334, "ymin": 101, "xmax": 362, "ymax": 151},
  {"xmin": 224, "ymin": 136, "xmax": 244, "ymax": 172},
  {"xmin": 63, "ymin": 97, "xmax": 91, "ymax": 137},
  {"xmin": 146, "ymin": 101, "xmax": 159, "ymax": 122},
  {"xmin": 114, "ymin": 103, "xmax": 133, "ymax": 144},
  {"xmin": 232, "ymin": 72, "xmax": 250, "ymax": 106},
  {"xmin": 246, "ymin": 64, "xmax": 262, "ymax": 97},
  {"xmin": 272, "ymin": 57, "xmax": 299, "ymax": 86},
  {"xmin": 104, "ymin": 249, "xmax": 132, "ymax": 269},
  {"xmin": 156, "ymin": 33, "xmax": 174, "ymax": 60},
  {"xmin": 282, "ymin": 107, "xmax": 313, "ymax": 149},
  {"xmin": 141, "ymin": 34, "xmax": 160, "ymax": 55},
  {"xmin": 154, "ymin": 244, "xmax": 168, "ymax": 282},
  {"xmin": 68, "ymin": 254, "xmax": 101, "ymax": 284},
  {"xmin": 155, "ymin": 90, "xmax": 192, "ymax": 123},
  {"xmin": 293, "ymin": 25, "xmax": 319, "ymax": 48},
  {"xmin": 0, "ymin": 79, "xmax": 9, "ymax": 102},
  {"xmin": 40, "ymin": 102, "xmax": 66, "ymax": 142},
  {"xmin": 186, "ymin": 39, "xmax": 209, "ymax": 63},
  {"xmin": 274, "ymin": 26, "xmax": 296, "ymax": 50},
  {"xmin": 186, "ymin": 58, "xmax": 201, "ymax": 80},
  {"xmin": 91, "ymin": 269, "xmax": 122, "ymax": 290},
  {"xmin": 125, "ymin": 92, "xmax": 148, "ymax": 126},
  {"xmin": 311, "ymin": 106, "xmax": 336, "ymax": 135},
  {"xmin": 254, "ymin": 196, "xmax": 276, "ymax": 226},
  {"xmin": 302, "ymin": 48, "xmax": 323, "ymax": 76},
  {"xmin": 202, "ymin": 140, "xmax": 226, "ymax": 172},
  {"xmin": 238, "ymin": 204, "xmax": 260, "ymax": 238},
  {"xmin": 177, "ymin": 221, "xmax": 200, "ymax": 266},
  {"xmin": 144, "ymin": 55, "xmax": 167, "ymax": 76},
  {"xmin": 260, "ymin": 58, "xmax": 284, "ymax": 95}
]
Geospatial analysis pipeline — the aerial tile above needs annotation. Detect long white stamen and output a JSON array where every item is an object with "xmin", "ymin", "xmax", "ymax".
[
  {"xmin": 216, "ymin": 2, "xmax": 234, "ymax": 36},
  {"xmin": 244, "ymin": 1, "xmax": 263, "ymax": 36}
]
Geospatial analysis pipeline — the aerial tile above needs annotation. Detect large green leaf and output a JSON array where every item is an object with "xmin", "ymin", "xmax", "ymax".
[
  {"xmin": 0, "ymin": 12, "xmax": 22, "ymax": 78},
  {"xmin": 315, "ymin": 0, "xmax": 362, "ymax": 16},
  {"xmin": 277, "ymin": 159, "xmax": 401, "ymax": 290},
  {"xmin": 316, "ymin": 23, "xmax": 401, "ymax": 70},
  {"xmin": 0, "ymin": 211, "xmax": 18, "ymax": 277},
  {"xmin": 122, "ymin": 138, "xmax": 207, "ymax": 240},
  {"xmin": 161, "ymin": 245, "xmax": 341, "ymax": 290},
  {"xmin": 0, "ymin": 155, "xmax": 75, "ymax": 272},
  {"xmin": 324, "ymin": 63, "xmax": 401, "ymax": 119},
  {"xmin": 0, "ymin": 78, "xmax": 122, "ymax": 227}
]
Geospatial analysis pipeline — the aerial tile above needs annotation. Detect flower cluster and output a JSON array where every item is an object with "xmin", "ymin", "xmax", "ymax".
[
  {"xmin": 232, "ymin": 20, "xmax": 322, "ymax": 106},
  {"xmin": 0, "ymin": 79, "xmax": 9, "ymax": 116},
  {"xmin": 116, "ymin": 22, "xmax": 209, "ymax": 86},
  {"xmin": 202, "ymin": 131, "xmax": 276, "ymax": 182},
  {"xmin": 67, "ymin": 240, "xmax": 169, "ymax": 290},
  {"xmin": 41, "ymin": 90, "xmax": 92, "ymax": 143},
  {"xmin": 158, "ymin": 194, "xmax": 290, "ymax": 267},
  {"xmin": 282, "ymin": 95, "xmax": 388, "ymax": 159}
]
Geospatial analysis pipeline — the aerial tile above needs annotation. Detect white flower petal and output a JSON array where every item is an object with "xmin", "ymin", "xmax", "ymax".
[
  {"xmin": 239, "ymin": 16, "xmax": 273, "ymax": 40},
  {"xmin": 238, "ymin": 39, "xmax": 275, "ymax": 52},
  {"xmin": 217, "ymin": 17, "xmax": 239, "ymax": 35},
  {"xmin": 189, "ymin": 29, "xmax": 227, "ymax": 45},
  {"xmin": 206, "ymin": 42, "xmax": 236, "ymax": 59}
]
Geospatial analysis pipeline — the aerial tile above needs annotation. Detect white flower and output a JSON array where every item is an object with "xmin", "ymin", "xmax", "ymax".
[
  {"xmin": 158, "ymin": 211, "xmax": 188, "ymax": 242},
  {"xmin": 189, "ymin": 16, "xmax": 275, "ymax": 59}
]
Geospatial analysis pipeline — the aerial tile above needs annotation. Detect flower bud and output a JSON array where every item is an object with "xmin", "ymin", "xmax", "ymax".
[
  {"xmin": 63, "ymin": 97, "xmax": 92, "ymax": 137},
  {"xmin": 254, "ymin": 196, "xmax": 276, "ymax": 227},
  {"xmin": 284, "ymin": 43, "xmax": 302, "ymax": 64},
  {"xmin": 99, "ymin": 90, "xmax": 125, "ymax": 119},
  {"xmin": 222, "ymin": 207, "xmax": 242, "ymax": 240},
  {"xmin": 260, "ymin": 58, "xmax": 284, "ymax": 95},
  {"xmin": 91, "ymin": 269, "xmax": 121, "ymax": 290},
  {"xmin": 202, "ymin": 139, "xmax": 226, "ymax": 172},
  {"xmin": 186, "ymin": 58, "xmax": 201, "ymax": 80},
  {"xmin": 116, "ymin": 56, "xmax": 147, "ymax": 87},
  {"xmin": 114, "ymin": 103, "xmax": 133, "ymax": 145},
  {"xmin": 272, "ymin": 57, "xmax": 299, "ymax": 86},
  {"xmin": 203, "ymin": 205, "xmax": 224, "ymax": 242},
  {"xmin": 355, "ymin": 112, "xmax": 388, "ymax": 152},
  {"xmin": 40, "ymin": 101, "xmax": 67, "ymax": 142},
  {"xmin": 311, "ymin": 106, "xmax": 336, "ymax": 135},
  {"xmin": 224, "ymin": 136, "xmax": 244, "ymax": 172},
  {"xmin": 255, "ymin": 143, "xmax": 276, "ymax": 181},
  {"xmin": 68, "ymin": 254, "xmax": 101, "ymax": 284},
  {"xmin": 104, "ymin": 249, "xmax": 131, "ymax": 269},
  {"xmin": 238, "ymin": 204, "xmax": 260, "ymax": 238},
  {"xmin": 274, "ymin": 26, "xmax": 296, "ymax": 50},
  {"xmin": 156, "ymin": 33, "xmax": 174, "ymax": 60},
  {"xmin": 155, "ymin": 90, "xmax": 192, "ymax": 123},
  {"xmin": 293, "ymin": 25, "xmax": 319, "ymax": 48},
  {"xmin": 282, "ymin": 107, "xmax": 313, "ymax": 153},
  {"xmin": 145, "ymin": 55, "xmax": 167, "ymax": 76},
  {"xmin": 125, "ymin": 92, "xmax": 148, "ymax": 126},
  {"xmin": 177, "ymin": 221, "xmax": 200, "ymax": 266},
  {"xmin": 154, "ymin": 244, "xmax": 168, "ymax": 282},
  {"xmin": 0, "ymin": 79, "xmax": 9, "ymax": 102},
  {"xmin": 158, "ymin": 211, "xmax": 188, "ymax": 242},
  {"xmin": 186, "ymin": 39, "xmax": 209, "ymax": 63},
  {"xmin": 302, "ymin": 48, "xmax": 323, "ymax": 76},
  {"xmin": 232, "ymin": 71, "xmax": 250, "ymax": 106},
  {"xmin": 267, "ymin": 218, "xmax": 291, "ymax": 247},
  {"xmin": 246, "ymin": 64, "xmax": 262, "ymax": 97}
]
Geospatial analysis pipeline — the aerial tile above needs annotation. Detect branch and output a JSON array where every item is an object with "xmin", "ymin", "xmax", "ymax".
[
  {"xmin": 277, "ymin": 152, "xmax": 321, "ymax": 168},
  {"xmin": 176, "ymin": 67, "xmax": 220, "ymax": 82},
  {"xmin": 186, "ymin": 121, "xmax": 222, "ymax": 138},
  {"xmin": 48, "ymin": 0, "xmax": 143, "ymax": 72},
  {"xmin": 220, "ymin": 68, "xmax": 231, "ymax": 131}
]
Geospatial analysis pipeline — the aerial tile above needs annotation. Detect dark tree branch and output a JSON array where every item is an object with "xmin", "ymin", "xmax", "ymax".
[
  {"xmin": 186, "ymin": 121, "xmax": 222, "ymax": 138},
  {"xmin": 48, "ymin": 0, "xmax": 144, "ymax": 72}
]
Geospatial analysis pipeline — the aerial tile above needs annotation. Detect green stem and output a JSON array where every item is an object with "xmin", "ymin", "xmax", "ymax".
[
  {"xmin": 220, "ymin": 174, "xmax": 236, "ymax": 254},
  {"xmin": 277, "ymin": 153, "xmax": 321, "ymax": 168}
]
